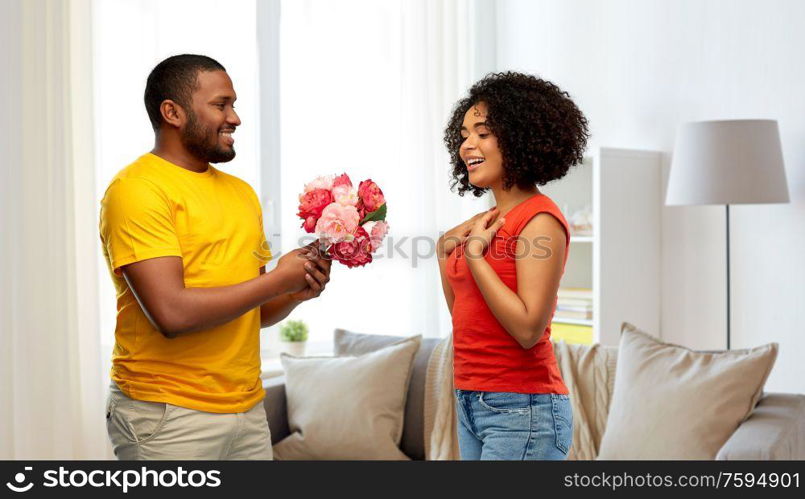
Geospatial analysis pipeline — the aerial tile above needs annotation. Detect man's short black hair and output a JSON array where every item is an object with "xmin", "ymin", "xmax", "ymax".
[{"xmin": 144, "ymin": 54, "xmax": 226, "ymax": 131}]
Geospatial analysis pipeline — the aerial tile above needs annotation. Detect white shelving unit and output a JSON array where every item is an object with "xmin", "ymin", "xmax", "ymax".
[
  {"xmin": 554, "ymin": 317, "xmax": 594, "ymax": 327},
  {"xmin": 541, "ymin": 147, "xmax": 662, "ymax": 346}
]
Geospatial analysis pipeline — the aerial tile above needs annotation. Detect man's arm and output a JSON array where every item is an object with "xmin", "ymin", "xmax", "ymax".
[
  {"xmin": 258, "ymin": 293, "xmax": 300, "ymax": 329},
  {"xmin": 122, "ymin": 249, "xmax": 311, "ymax": 338},
  {"xmin": 258, "ymin": 253, "xmax": 332, "ymax": 327}
]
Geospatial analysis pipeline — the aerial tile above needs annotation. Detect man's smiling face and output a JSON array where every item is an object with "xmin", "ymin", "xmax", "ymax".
[{"xmin": 180, "ymin": 70, "xmax": 241, "ymax": 164}]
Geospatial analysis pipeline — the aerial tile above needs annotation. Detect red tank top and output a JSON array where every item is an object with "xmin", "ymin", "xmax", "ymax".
[{"xmin": 447, "ymin": 193, "xmax": 570, "ymax": 394}]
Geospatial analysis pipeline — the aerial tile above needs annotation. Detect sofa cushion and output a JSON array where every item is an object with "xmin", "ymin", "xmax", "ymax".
[
  {"xmin": 273, "ymin": 335, "xmax": 420, "ymax": 460},
  {"xmin": 597, "ymin": 323, "xmax": 778, "ymax": 460},
  {"xmin": 716, "ymin": 393, "xmax": 805, "ymax": 460},
  {"xmin": 334, "ymin": 329, "xmax": 441, "ymax": 460}
]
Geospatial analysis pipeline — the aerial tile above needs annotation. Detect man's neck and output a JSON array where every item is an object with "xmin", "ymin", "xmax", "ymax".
[{"xmin": 151, "ymin": 140, "xmax": 209, "ymax": 173}]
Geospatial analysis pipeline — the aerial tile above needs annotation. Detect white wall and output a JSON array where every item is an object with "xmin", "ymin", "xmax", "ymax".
[{"xmin": 496, "ymin": 0, "xmax": 805, "ymax": 393}]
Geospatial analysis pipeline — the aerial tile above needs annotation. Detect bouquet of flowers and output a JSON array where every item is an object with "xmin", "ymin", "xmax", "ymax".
[{"xmin": 296, "ymin": 173, "xmax": 388, "ymax": 268}]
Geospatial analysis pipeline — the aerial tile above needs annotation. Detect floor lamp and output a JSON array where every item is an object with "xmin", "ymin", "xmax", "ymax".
[{"xmin": 665, "ymin": 119, "xmax": 789, "ymax": 350}]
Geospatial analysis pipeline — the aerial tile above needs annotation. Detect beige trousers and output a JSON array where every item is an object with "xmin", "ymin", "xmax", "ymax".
[{"xmin": 106, "ymin": 383, "xmax": 272, "ymax": 460}]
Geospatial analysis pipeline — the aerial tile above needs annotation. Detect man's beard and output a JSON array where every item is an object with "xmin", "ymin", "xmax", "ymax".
[{"xmin": 181, "ymin": 110, "xmax": 236, "ymax": 164}]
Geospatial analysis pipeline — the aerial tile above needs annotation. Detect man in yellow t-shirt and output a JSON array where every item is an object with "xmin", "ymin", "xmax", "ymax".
[{"xmin": 99, "ymin": 54, "xmax": 330, "ymax": 460}]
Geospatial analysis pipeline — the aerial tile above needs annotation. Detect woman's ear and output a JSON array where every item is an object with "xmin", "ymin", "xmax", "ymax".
[{"xmin": 159, "ymin": 99, "xmax": 185, "ymax": 128}]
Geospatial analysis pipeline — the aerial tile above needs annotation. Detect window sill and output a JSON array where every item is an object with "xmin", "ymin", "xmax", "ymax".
[
  {"xmin": 261, "ymin": 357, "xmax": 285, "ymax": 381},
  {"xmin": 260, "ymin": 340, "xmax": 334, "ymax": 381}
]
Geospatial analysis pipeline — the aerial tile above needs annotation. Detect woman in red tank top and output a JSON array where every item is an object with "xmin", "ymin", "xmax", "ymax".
[{"xmin": 437, "ymin": 72, "xmax": 589, "ymax": 460}]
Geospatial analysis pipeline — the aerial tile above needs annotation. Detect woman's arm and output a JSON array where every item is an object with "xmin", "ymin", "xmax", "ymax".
[
  {"xmin": 437, "ymin": 209, "xmax": 495, "ymax": 314},
  {"xmin": 465, "ymin": 213, "xmax": 566, "ymax": 349},
  {"xmin": 437, "ymin": 251, "xmax": 455, "ymax": 313}
]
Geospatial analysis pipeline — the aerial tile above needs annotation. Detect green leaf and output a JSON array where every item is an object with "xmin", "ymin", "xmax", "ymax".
[
  {"xmin": 279, "ymin": 320, "xmax": 309, "ymax": 342},
  {"xmin": 360, "ymin": 203, "xmax": 387, "ymax": 224}
]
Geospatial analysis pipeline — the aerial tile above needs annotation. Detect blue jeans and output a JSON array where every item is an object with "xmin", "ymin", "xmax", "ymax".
[{"xmin": 455, "ymin": 389, "xmax": 573, "ymax": 460}]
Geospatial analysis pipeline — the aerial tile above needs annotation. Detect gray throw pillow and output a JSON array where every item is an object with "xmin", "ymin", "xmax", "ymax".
[{"xmin": 273, "ymin": 335, "xmax": 421, "ymax": 460}]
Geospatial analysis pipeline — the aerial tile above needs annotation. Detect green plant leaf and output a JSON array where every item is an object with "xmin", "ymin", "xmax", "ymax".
[
  {"xmin": 279, "ymin": 320, "xmax": 309, "ymax": 342},
  {"xmin": 360, "ymin": 203, "xmax": 387, "ymax": 224}
]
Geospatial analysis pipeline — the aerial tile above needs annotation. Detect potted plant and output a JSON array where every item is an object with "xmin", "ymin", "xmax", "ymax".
[{"xmin": 279, "ymin": 320, "xmax": 309, "ymax": 356}]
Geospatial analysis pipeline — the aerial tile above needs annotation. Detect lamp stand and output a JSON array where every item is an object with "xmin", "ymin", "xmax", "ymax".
[{"xmin": 726, "ymin": 204, "xmax": 731, "ymax": 350}]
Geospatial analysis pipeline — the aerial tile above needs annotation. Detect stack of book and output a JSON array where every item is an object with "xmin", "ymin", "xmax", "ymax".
[
  {"xmin": 554, "ymin": 288, "xmax": 593, "ymax": 323},
  {"xmin": 551, "ymin": 288, "xmax": 594, "ymax": 345}
]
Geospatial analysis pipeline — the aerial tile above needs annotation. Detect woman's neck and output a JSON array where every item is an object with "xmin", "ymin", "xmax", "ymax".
[{"xmin": 491, "ymin": 185, "xmax": 540, "ymax": 216}]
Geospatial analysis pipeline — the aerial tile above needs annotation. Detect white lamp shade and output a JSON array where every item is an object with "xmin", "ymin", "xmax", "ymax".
[{"xmin": 666, "ymin": 119, "xmax": 789, "ymax": 206}]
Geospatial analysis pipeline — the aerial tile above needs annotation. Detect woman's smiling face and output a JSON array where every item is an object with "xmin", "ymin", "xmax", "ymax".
[{"xmin": 459, "ymin": 101, "xmax": 504, "ymax": 189}]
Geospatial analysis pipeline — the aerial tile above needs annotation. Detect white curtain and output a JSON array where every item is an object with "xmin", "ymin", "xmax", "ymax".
[
  {"xmin": 0, "ymin": 0, "xmax": 497, "ymax": 457},
  {"xmin": 274, "ymin": 0, "xmax": 496, "ymax": 346},
  {"xmin": 0, "ymin": 0, "xmax": 108, "ymax": 459}
]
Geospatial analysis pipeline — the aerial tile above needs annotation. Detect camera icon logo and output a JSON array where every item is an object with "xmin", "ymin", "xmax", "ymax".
[{"xmin": 5, "ymin": 467, "xmax": 34, "ymax": 493}]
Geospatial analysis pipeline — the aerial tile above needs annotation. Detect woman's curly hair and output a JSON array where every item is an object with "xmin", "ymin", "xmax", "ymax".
[{"xmin": 444, "ymin": 71, "xmax": 590, "ymax": 197}]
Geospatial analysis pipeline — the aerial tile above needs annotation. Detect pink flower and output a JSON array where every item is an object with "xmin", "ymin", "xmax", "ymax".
[
  {"xmin": 362, "ymin": 220, "xmax": 389, "ymax": 251},
  {"xmin": 332, "ymin": 173, "xmax": 353, "ymax": 188},
  {"xmin": 302, "ymin": 216, "xmax": 318, "ymax": 233},
  {"xmin": 330, "ymin": 226, "xmax": 373, "ymax": 268},
  {"xmin": 303, "ymin": 175, "xmax": 334, "ymax": 193},
  {"xmin": 314, "ymin": 203, "xmax": 360, "ymax": 243},
  {"xmin": 358, "ymin": 179, "xmax": 385, "ymax": 213},
  {"xmin": 332, "ymin": 185, "xmax": 359, "ymax": 206},
  {"xmin": 296, "ymin": 174, "xmax": 388, "ymax": 268},
  {"xmin": 298, "ymin": 188, "xmax": 333, "ymax": 218},
  {"xmin": 297, "ymin": 189, "xmax": 334, "ymax": 233}
]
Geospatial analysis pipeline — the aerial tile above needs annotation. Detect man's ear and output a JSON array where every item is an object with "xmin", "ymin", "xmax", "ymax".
[{"xmin": 159, "ymin": 99, "xmax": 185, "ymax": 128}]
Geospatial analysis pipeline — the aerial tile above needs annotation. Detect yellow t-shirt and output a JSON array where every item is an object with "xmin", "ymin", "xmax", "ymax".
[{"xmin": 99, "ymin": 153, "xmax": 272, "ymax": 413}]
